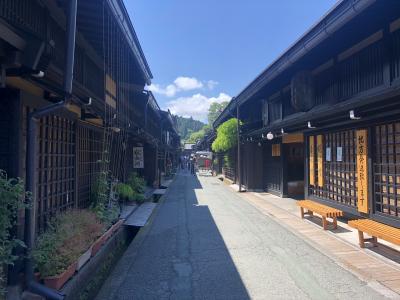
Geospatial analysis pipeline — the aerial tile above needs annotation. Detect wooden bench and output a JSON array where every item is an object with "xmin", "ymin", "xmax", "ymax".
[
  {"xmin": 348, "ymin": 219, "xmax": 400, "ymax": 248},
  {"xmin": 297, "ymin": 200, "xmax": 343, "ymax": 230}
]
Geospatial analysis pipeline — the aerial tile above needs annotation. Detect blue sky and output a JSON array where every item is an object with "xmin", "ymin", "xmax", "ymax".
[{"xmin": 125, "ymin": 0, "xmax": 337, "ymax": 122}]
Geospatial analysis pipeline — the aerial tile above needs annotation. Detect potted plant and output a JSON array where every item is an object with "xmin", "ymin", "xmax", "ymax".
[{"xmin": 33, "ymin": 210, "xmax": 104, "ymax": 289}]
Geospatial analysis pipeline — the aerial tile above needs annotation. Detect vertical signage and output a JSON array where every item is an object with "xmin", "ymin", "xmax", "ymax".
[
  {"xmin": 356, "ymin": 129, "xmax": 368, "ymax": 213},
  {"xmin": 317, "ymin": 135, "xmax": 324, "ymax": 187},
  {"xmin": 133, "ymin": 147, "xmax": 144, "ymax": 169},
  {"xmin": 309, "ymin": 136, "xmax": 315, "ymax": 186}
]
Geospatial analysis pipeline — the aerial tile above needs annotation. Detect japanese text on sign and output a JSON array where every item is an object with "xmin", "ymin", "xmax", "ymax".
[{"xmin": 356, "ymin": 130, "xmax": 368, "ymax": 213}]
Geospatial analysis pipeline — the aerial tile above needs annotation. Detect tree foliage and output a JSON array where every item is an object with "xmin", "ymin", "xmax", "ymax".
[
  {"xmin": 212, "ymin": 118, "xmax": 238, "ymax": 152},
  {"xmin": 186, "ymin": 125, "xmax": 211, "ymax": 143},
  {"xmin": 175, "ymin": 116, "xmax": 205, "ymax": 142},
  {"xmin": 208, "ymin": 101, "xmax": 229, "ymax": 125}
]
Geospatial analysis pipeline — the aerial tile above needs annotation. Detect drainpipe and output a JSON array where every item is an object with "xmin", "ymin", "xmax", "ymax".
[
  {"xmin": 24, "ymin": 0, "xmax": 77, "ymax": 299},
  {"xmin": 236, "ymin": 99, "xmax": 242, "ymax": 192}
]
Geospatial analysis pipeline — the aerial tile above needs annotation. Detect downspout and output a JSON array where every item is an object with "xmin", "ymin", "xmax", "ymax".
[
  {"xmin": 158, "ymin": 118, "xmax": 166, "ymax": 187},
  {"xmin": 236, "ymin": 99, "xmax": 242, "ymax": 192},
  {"xmin": 24, "ymin": 1, "xmax": 78, "ymax": 299}
]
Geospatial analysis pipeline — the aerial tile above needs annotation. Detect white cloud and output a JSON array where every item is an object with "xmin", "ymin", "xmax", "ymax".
[
  {"xmin": 174, "ymin": 77, "xmax": 203, "ymax": 91},
  {"xmin": 147, "ymin": 83, "xmax": 177, "ymax": 97},
  {"xmin": 166, "ymin": 92, "xmax": 232, "ymax": 122},
  {"xmin": 207, "ymin": 80, "xmax": 219, "ymax": 90},
  {"xmin": 147, "ymin": 76, "xmax": 217, "ymax": 97}
]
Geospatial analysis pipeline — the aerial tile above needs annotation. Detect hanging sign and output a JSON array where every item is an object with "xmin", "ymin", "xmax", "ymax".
[
  {"xmin": 133, "ymin": 147, "xmax": 144, "ymax": 169},
  {"xmin": 326, "ymin": 147, "xmax": 331, "ymax": 162},
  {"xmin": 309, "ymin": 136, "xmax": 315, "ymax": 186},
  {"xmin": 317, "ymin": 135, "xmax": 324, "ymax": 187},
  {"xmin": 337, "ymin": 147, "xmax": 343, "ymax": 162},
  {"xmin": 356, "ymin": 130, "xmax": 368, "ymax": 213}
]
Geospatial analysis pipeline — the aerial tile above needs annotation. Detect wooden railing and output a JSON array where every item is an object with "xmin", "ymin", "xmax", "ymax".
[{"xmin": 222, "ymin": 167, "xmax": 236, "ymax": 182}]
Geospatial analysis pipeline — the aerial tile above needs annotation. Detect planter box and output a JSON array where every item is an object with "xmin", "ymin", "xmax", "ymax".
[
  {"xmin": 91, "ymin": 224, "xmax": 114, "ymax": 257},
  {"xmin": 44, "ymin": 262, "xmax": 77, "ymax": 291},
  {"xmin": 76, "ymin": 246, "xmax": 92, "ymax": 271},
  {"xmin": 91, "ymin": 234, "xmax": 106, "ymax": 257},
  {"xmin": 102, "ymin": 226, "xmax": 114, "ymax": 242},
  {"xmin": 111, "ymin": 219, "xmax": 124, "ymax": 234}
]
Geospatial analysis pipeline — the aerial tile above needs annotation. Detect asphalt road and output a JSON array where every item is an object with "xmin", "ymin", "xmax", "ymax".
[{"xmin": 96, "ymin": 171, "xmax": 385, "ymax": 300}]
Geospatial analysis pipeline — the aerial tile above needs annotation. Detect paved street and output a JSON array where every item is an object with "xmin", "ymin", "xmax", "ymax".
[{"xmin": 97, "ymin": 172, "xmax": 385, "ymax": 300}]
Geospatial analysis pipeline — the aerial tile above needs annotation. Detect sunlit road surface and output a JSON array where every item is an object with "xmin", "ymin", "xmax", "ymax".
[{"xmin": 97, "ymin": 171, "xmax": 385, "ymax": 300}]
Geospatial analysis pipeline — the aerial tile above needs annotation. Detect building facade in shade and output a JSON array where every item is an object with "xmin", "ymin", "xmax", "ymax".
[
  {"xmin": 0, "ymin": 0, "xmax": 180, "ymax": 287},
  {"xmin": 214, "ymin": 0, "xmax": 400, "ymax": 227}
]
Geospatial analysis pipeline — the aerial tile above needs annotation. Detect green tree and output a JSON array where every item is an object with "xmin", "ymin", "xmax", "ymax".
[
  {"xmin": 208, "ymin": 101, "xmax": 229, "ymax": 125},
  {"xmin": 175, "ymin": 116, "xmax": 205, "ymax": 141},
  {"xmin": 186, "ymin": 124, "xmax": 211, "ymax": 143},
  {"xmin": 211, "ymin": 118, "xmax": 238, "ymax": 152}
]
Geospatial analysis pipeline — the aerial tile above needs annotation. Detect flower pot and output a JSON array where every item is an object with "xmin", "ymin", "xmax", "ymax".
[
  {"xmin": 91, "ymin": 234, "xmax": 105, "ymax": 257},
  {"xmin": 44, "ymin": 262, "xmax": 77, "ymax": 291},
  {"xmin": 76, "ymin": 246, "xmax": 92, "ymax": 271}
]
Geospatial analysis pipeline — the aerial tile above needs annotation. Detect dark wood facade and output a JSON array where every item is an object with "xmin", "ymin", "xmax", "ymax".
[
  {"xmin": 0, "ymin": 0, "xmax": 180, "ymax": 287},
  {"xmin": 214, "ymin": 0, "xmax": 400, "ymax": 226}
]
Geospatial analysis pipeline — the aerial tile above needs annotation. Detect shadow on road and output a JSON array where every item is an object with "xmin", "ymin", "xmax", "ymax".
[{"xmin": 181, "ymin": 171, "xmax": 250, "ymax": 299}]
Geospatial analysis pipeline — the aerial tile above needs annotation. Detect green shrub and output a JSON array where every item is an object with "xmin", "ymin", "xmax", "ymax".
[
  {"xmin": 127, "ymin": 173, "xmax": 145, "ymax": 194},
  {"xmin": 0, "ymin": 170, "xmax": 29, "ymax": 295},
  {"xmin": 90, "ymin": 173, "xmax": 119, "ymax": 227},
  {"xmin": 212, "ymin": 118, "xmax": 238, "ymax": 152},
  {"xmin": 134, "ymin": 193, "xmax": 145, "ymax": 204},
  {"xmin": 127, "ymin": 173, "xmax": 146, "ymax": 203},
  {"xmin": 115, "ymin": 183, "xmax": 134, "ymax": 201},
  {"xmin": 32, "ymin": 210, "xmax": 104, "ymax": 278}
]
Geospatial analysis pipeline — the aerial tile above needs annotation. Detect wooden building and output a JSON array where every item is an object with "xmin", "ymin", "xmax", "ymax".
[
  {"xmin": 215, "ymin": 0, "xmax": 400, "ymax": 227},
  {"xmin": 0, "ymin": 0, "xmax": 180, "ymax": 290}
]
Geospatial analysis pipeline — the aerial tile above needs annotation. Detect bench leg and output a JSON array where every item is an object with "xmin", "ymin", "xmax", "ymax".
[
  {"xmin": 322, "ymin": 217, "xmax": 328, "ymax": 230},
  {"xmin": 308, "ymin": 210, "xmax": 313, "ymax": 217},
  {"xmin": 372, "ymin": 236, "xmax": 378, "ymax": 247},
  {"xmin": 300, "ymin": 207, "xmax": 304, "ymax": 219},
  {"xmin": 333, "ymin": 217, "xmax": 337, "ymax": 230},
  {"xmin": 358, "ymin": 230, "xmax": 365, "ymax": 248}
]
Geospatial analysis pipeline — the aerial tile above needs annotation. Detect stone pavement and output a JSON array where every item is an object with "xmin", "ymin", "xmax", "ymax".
[
  {"xmin": 236, "ymin": 189, "xmax": 400, "ymax": 297},
  {"xmin": 96, "ymin": 172, "xmax": 389, "ymax": 299}
]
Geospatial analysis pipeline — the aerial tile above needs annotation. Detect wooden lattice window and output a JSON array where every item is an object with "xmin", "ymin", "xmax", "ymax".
[
  {"xmin": 309, "ymin": 130, "xmax": 357, "ymax": 207},
  {"xmin": 76, "ymin": 123, "xmax": 104, "ymax": 208},
  {"xmin": 37, "ymin": 116, "xmax": 76, "ymax": 232},
  {"xmin": 373, "ymin": 123, "xmax": 400, "ymax": 217}
]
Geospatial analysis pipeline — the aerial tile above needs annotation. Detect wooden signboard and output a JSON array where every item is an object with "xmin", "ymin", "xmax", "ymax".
[
  {"xmin": 309, "ymin": 136, "xmax": 315, "ymax": 186},
  {"xmin": 282, "ymin": 133, "xmax": 304, "ymax": 144},
  {"xmin": 356, "ymin": 129, "xmax": 368, "ymax": 213},
  {"xmin": 317, "ymin": 135, "xmax": 324, "ymax": 187}
]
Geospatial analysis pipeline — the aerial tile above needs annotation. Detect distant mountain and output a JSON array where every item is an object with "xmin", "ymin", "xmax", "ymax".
[{"xmin": 175, "ymin": 116, "xmax": 205, "ymax": 142}]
